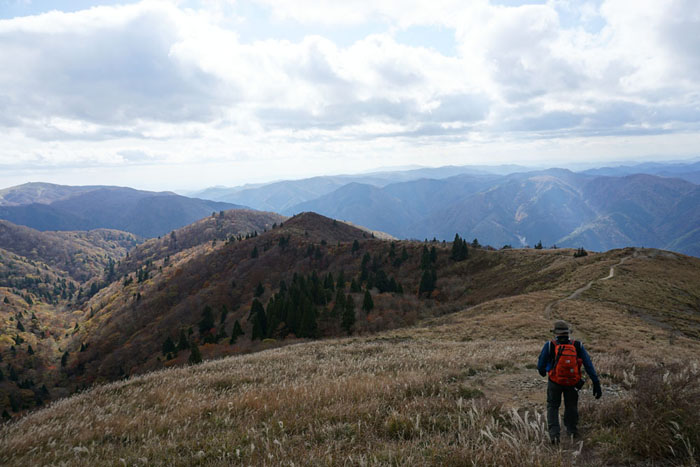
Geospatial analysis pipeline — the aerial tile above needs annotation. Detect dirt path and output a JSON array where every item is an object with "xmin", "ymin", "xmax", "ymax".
[{"xmin": 545, "ymin": 250, "xmax": 637, "ymax": 319}]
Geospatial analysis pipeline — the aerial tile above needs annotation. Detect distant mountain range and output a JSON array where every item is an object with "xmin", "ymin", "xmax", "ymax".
[
  {"xmin": 189, "ymin": 162, "xmax": 700, "ymax": 256},
  {"xmin": 1, "ymin": 160, "xmax": 698, "ymax": 255},
  {"xmin": 188, "ymin": 164, "xmax": 526, "ymax": 212},
  {"xmin": 0, "ymin": 183, "xmax": 247, "ymax": 238},
  {"xmin": 288, "ymin": 170, "xmax": 700, "ymax": 255},
  {"xmin": 580, "ymin": 160, "xmax": 700, "ymax": 184}
]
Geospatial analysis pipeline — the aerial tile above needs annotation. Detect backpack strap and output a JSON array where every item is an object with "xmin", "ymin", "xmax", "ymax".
[
  {"xmin": 549, "ymin": 340, "xmax": 556, "ymax": 364},
  {"xmin": 573, "ymin": 340, "xmax": 582, "ymax": 357},
  {"xmin": 552, "ymin": 340, "xmax": 565, "ymax": 369}
]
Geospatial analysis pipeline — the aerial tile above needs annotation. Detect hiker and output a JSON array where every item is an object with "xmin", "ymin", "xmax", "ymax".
[{"xmin": 537, "ymin": 320, "xmax": 602, "ymax": 444}]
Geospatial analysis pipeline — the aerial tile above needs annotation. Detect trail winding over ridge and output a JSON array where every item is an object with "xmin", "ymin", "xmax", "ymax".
[{"xmin": 544, "ymin": 250, "xmax": 638, "ymax": 319}]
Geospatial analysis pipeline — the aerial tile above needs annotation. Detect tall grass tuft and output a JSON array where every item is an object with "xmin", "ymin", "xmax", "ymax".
[{"xmin": 587, "ymin": 362, "xmax": 700, "ymax": 464}]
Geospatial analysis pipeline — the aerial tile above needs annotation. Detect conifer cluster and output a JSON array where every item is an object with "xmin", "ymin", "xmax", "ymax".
[{"xmin": 451, "ymin": 234, "xmax": 469, "ymax": 261}]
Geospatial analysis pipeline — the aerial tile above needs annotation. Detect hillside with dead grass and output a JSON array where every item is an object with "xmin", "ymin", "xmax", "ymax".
[
  {"xmin": 63, "ymin": 213, "xmax": 635, "ymax": 387},
  {"xmin": 1, "ymin": 246, "xmax": 698, "ymax": 466}
]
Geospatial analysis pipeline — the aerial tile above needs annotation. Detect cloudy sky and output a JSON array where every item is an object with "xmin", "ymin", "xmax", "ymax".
[{"xmin": 1, "ymin": 0, "xmax": 699, "ymax": 191}]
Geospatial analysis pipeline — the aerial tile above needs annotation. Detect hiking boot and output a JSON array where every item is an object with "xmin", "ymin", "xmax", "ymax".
[{"xmin": 550, "ymin": 434, "xmax": 560, "ymax": 445}]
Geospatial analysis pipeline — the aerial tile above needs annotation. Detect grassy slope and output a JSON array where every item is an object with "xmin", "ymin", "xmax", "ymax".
[
  {"xmin": 66, "ymin": 213, "xmax": 619, "ymax": 385},
  {"xmin": 1, "ymin": 247, "xmax": 699, "ymax": 466}
]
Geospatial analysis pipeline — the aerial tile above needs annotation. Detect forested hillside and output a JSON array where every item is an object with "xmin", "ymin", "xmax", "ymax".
[{"xmin": 0, "ymin": 209, "xmax": 285, "ymax": 416}]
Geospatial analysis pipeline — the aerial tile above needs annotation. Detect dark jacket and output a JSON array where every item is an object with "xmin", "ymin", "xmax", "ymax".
[{"xmin": 537, "ymin": 336, "xmax": 599, "ymax": 385}]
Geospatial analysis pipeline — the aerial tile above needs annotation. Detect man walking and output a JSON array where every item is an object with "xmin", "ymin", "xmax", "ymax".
[{"xmin": 537, "ymin": 320, "xmax": 602, "ymax": 443}]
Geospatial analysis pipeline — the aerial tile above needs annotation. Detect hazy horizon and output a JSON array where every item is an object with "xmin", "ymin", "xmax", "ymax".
[{"xmin": 1, "ymin": 156, "xmax": 699, "ymax": 194}]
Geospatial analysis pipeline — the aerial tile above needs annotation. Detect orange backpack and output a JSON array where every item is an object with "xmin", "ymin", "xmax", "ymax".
[{"xmin": 548, "ymin": 340, "xmax": 583, "ymax": 386}]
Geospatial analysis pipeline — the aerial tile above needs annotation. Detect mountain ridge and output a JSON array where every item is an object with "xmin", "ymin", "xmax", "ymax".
[
  {"xmin": 286, "ymin": 170, "xmax": 700, "ymax": 255},
  {"xmin": 0, "ymin": 183, "xmax": 248, "ymax": 238}
]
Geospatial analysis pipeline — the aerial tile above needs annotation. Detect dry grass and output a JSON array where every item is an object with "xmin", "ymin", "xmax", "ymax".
[
  {"xmin": 2, "ymin": 317, "xmax": 699, "ymax": 466},
  {"xmin": 2, "ymin": 246, "xmax": 699, "ymax": 465},
  {"xmin": 0, "ymin": 336, "xmax": 569, "ymax": 466}
]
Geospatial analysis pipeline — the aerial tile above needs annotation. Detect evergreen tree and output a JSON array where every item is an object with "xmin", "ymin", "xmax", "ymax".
[
  {"xmin": 9, "ymin": 394, "xmax": 19, "ymax": 412},
  {"xmin": 251, "ymin": 246, "xmax": 259, "ymax": 258},
  {"xmin": 362, "ymin": 290, "xmax": 374, "ymax": 313},
  {"xmin": 219, "ymin": 305, "xmax": 229, "ymax": 325},
  {"xmin": 420, "ymin": 245, "xmax": 432, "ymax": 270},
  {"xmin": 394, "ymin": 245, "xmax": 409, "ymax": 267},
  {"xmin": 360, "ymin": 252, "xmax": 371, "ymax": 281},
  {"xmin": 2, "ymin": 409, "xmax": 10, "ymax": 420},
  {"xmin": 471, "ymin": 238, "xmax": 480, "ymax": 248},
  {"xmin": 229, "ymin": 320, "xmax": 244, "ymax": 344},
  {"xmin": 254, "ymin": 282, "xmax": 265, "ymax": 297},
  {"xmin": 336, "ymin": 270, "xmax": 345, "ymax": 289},
  {"xmin": 0, "ymin": 368, "xmax": 4, "ymax": 381},
  {"xmin": 451, "ymin": 234, "xmax": 469, "ymax": 261},
  {"xmin": 373, "ymin": 270, "xmax": 389, "ymax": 293},
  {"xmin": 188, "ymin": 341, "xmax": 202, "ymax": 365},
  {"xmin": 419, "ymin": 269, "xmax": 437, "ymax": 296},
  {"xmin": 430, "ymin": 246, "xmax": 438, "ymax": 263},
  {"xmin": 324, "ymin": 272, "xmax": 335, "ymax": 292},
  {"xmin": 350, "ymin": 278, "xmax": 361, "ymax": 293},
  {"xmin": 9, "ymin": 366, "xmax": 18, "ymax": 381},
  {"xmin": 61, "ymin": 351, "xmax": 69, "ymax": 367},
  {"xmin": 27, "ymin": 345, "xmax": 34, "ymax": 355},
  {"xmin": 250, "ymin": 299, "xmax": 267, "ymax": 340},
  {"xmin": 352, "ymin": 239, "xmax": 360, "ymax": 254},
  {"xmin": 198, "ymin": 305, "xmax": 215, "ymax": 335},
  {"xmin": 16, "ymin": 320, "xmax": 24, "ymax": 332},
  {"xmin": 162, "ymin": 336, "xmax": 176, "ymax": 356},
  {"xmin": 342, "ymin": 294, "xmax": 356, "ymax": 335},
  {"xmin": 388, "ymin": 277, "xmax": 399, "ymax": 293},
  {"xmin": 366, "ymin": 273, "xmax": 374, "ymax": 291},
  {"xmin": 331, "ymin": 289, "xmax": 345, "ymax": 317},
  {"xmin": 534, "ymin": 240, "xmax": 543, "ymax": 250},
  {"xmin": 298, "ymin": 303, "xmax": 318, "ymax": 338},
  {"xmin": 177, "ymin": 329, "xmax": 190, "ymax": 350},
  {"xmin": 3, "ymin": 296, "xmax": 9, "ymax": 304}
]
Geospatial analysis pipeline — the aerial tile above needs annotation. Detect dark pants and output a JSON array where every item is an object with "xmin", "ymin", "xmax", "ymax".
[{"xmin": 547, "ymin": 379, "xmax": 579, "ymax": 438}]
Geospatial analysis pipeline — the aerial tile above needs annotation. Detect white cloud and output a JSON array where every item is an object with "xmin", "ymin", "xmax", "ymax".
[{"xmin": 0, "ymin": 0, "xmax": 698, "ymax": 189}]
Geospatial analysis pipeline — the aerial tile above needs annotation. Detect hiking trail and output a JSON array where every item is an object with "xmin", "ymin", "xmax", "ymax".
[{"xmin": 544, "ymin": 250, "xmax": 638, "ymax": 318}]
